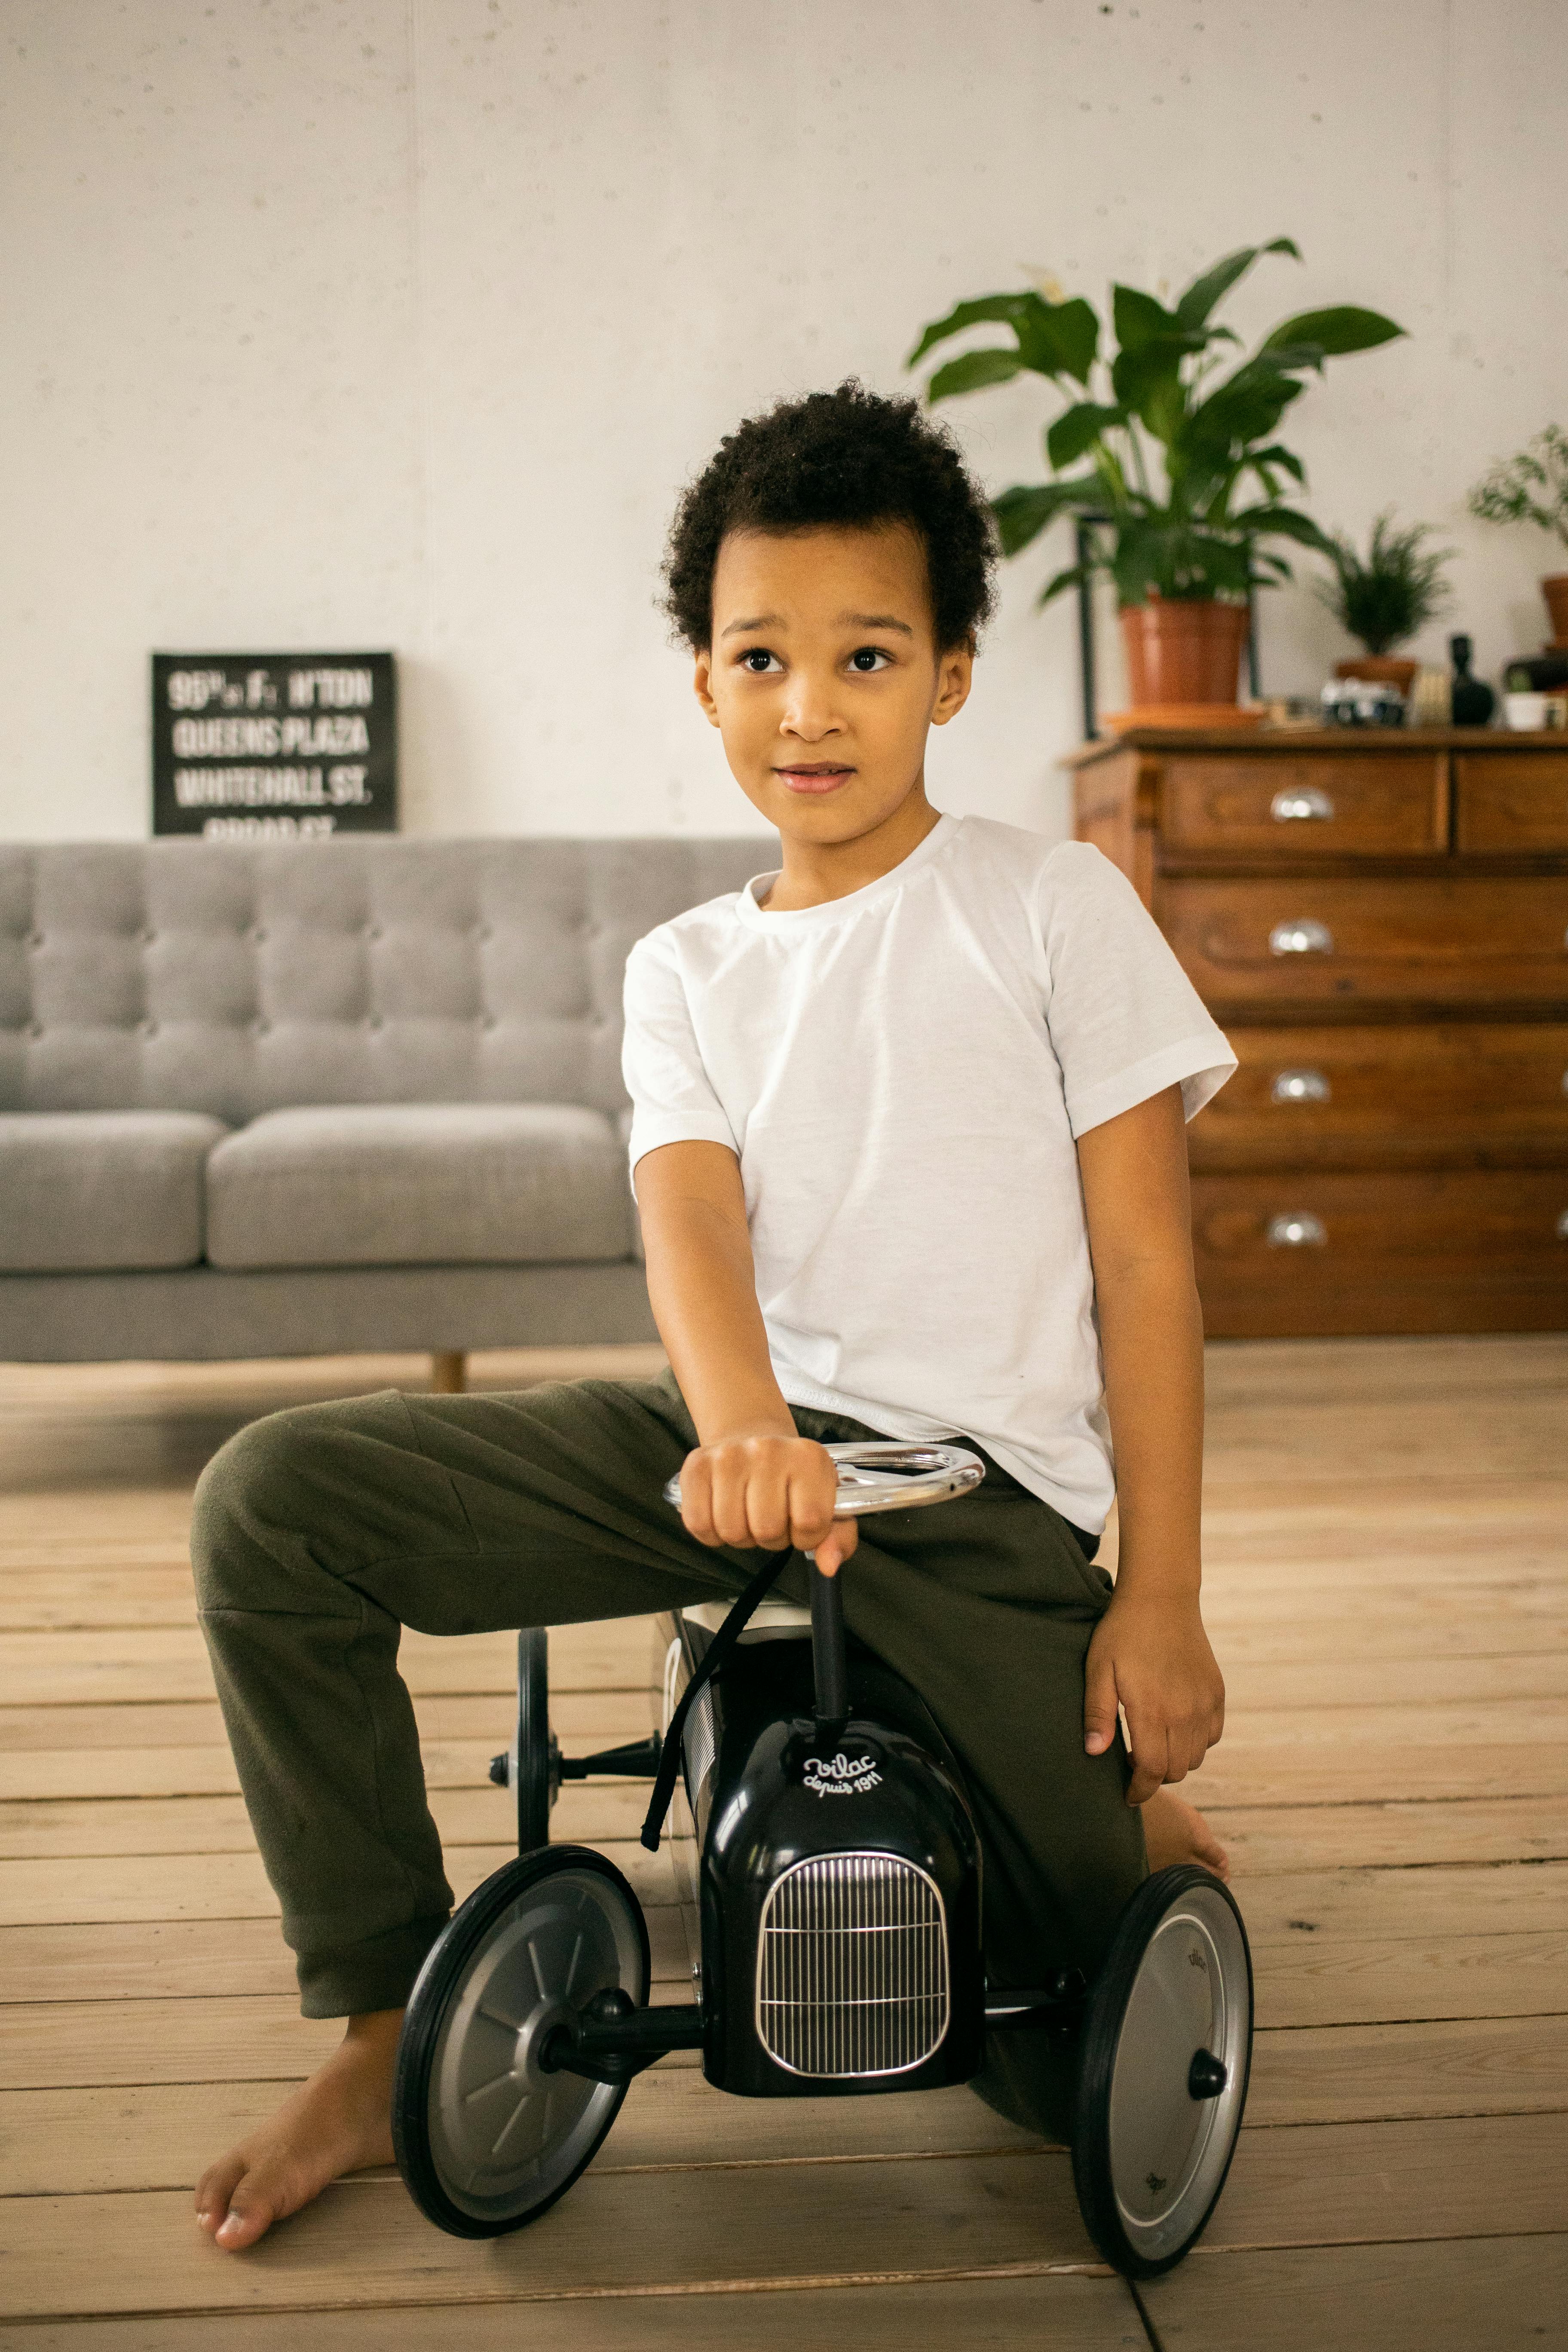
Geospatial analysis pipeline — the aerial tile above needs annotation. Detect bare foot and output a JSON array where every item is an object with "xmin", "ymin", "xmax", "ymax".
[
  {"xmin": 195, "ymin": 2009, "xmax": 402, "ymax": 2252},
  {"xmin": 1142, "ymin": 1786, "xmax": 1230, "ymax": 1883}
]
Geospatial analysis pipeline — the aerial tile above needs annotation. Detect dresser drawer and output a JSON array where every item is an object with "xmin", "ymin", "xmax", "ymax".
[
  {"xmin": 1161, "ymin": 753, "xmax": 1446, "ymax": 858},
  {"xmin": 1188, "ymin": 1023, "xmax": 1568, "ymax": 1170},
  {"xmin": 1159, "ymin": 876, "xmax": 1568, "ymax": 1011},
  {"xmin": 1191, "ymin": 1170, "xmax": 1568, "ymax": 1336},
  {"xmin": 1455, "ymin": 752, "xmax": 1568, "ymax": 852}
]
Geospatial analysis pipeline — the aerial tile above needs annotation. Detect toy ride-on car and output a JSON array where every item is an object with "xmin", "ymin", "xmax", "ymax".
[{"xmin": 393, "ymin": 1442, "xmax": 1252, "ymax": 2277}]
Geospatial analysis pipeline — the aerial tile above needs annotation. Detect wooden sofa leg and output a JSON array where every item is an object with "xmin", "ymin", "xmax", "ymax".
[{"xmin": 430, "ymin": 1351, "xmax": 466, "ymax": 1395}]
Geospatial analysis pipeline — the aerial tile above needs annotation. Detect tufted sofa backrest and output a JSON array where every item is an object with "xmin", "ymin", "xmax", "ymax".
[{"xmin": 0, "ymin": 837, "xmax": 769, "ymax": 1122}]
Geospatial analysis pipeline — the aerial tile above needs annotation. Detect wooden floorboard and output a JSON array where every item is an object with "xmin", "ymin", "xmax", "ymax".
[
  {"xmin": 0, "ymin": 1689, "xmax": 643, "ymax": 1756},
  {"xmin": 0, "ymin": 2272, "xmax": 1151, "ymax": 2352},
  {"xmin": 0, "ymin": 2066, "xmax": 1051, "ymax": 2199},
  {"xmin": 0, "ymin": 1907, "xmax": 692, "ymax": 2006},
  {"xmin": 0, "ymin": 2152, "xmax": 1107, "ymax": 2319},
  {"xmin": 0, "ymin": 1333, "xmax": 1561, "ymax": 2339},
  {"xmin": 1142, "ymin": 2233, "xmax": 1568, "ymax": 2352}
]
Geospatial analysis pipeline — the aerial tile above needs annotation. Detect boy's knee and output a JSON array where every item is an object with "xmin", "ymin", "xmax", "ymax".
[{"xmin": 190, "ymin": 1403, "xmax": 342, "ymax": 1610}]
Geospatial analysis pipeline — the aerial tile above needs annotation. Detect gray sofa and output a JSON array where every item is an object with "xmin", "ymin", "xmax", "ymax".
[{"xmin": 0, "ymin": 837, "xmax": 764, "ymax": 1370}]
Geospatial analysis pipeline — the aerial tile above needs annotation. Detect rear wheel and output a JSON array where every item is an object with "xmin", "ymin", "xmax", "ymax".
[
  {"xmin": 513, "ymin": 1626, "xmax": 556, "ymax": 1852},
  {"xmin": 393, "ymin": 1846, "xmax": 649, "ymax": 2239},
  {"xmin": 1072, "ymin": 1863, "xmax": 1252, "ymax": 2277}
]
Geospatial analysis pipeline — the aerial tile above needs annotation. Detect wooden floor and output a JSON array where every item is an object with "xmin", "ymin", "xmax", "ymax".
[{"xmin": 0, "ymin": 1335, "xmax": 1565, "ymax": 2347}]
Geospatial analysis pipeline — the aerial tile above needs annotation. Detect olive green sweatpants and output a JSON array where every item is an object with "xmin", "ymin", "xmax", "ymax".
[{"xmin": 192, "ymin": 1369, "xmax": 1145, "ymax": 2138}]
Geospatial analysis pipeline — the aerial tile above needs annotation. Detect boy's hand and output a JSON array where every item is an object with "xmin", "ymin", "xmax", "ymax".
[
  {"xmin": 1083, "ymin": 1592, "xmax": 1225, "ymax": 1807},
  {"xmin": 677, "ymin": 1432, "xmax": 860, "ymax": 1574}
]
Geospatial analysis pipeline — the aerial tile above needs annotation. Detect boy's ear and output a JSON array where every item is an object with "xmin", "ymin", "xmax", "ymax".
[
  {"xmin": 692, "ymin": 649, "xmax": 722, "ymax": 729},
  {"xmin": 930, "ymin": 640, "xmax": 974, "ymax": 729}
]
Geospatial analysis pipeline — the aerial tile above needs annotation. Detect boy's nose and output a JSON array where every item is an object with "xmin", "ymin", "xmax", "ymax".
[{"xmin": 780, "ymin": 691, "xmax": 842, "ymax": 742}]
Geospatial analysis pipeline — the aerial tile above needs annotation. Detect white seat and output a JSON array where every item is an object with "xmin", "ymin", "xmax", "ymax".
[{"xmin": 681, "ymin": 1597, "xmax": 813, "ymax": 1643}]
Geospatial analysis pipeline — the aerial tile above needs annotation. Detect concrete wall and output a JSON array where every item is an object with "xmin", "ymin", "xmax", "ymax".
[{"xmin": 3, "ymin": 0, "xmax": 1564, "ymax": 844}]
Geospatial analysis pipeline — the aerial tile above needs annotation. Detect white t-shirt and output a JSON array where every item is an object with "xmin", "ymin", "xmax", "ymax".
[{"xmin": 622, "ymin": 813, "xmax": 1234, "ymax": 1534}]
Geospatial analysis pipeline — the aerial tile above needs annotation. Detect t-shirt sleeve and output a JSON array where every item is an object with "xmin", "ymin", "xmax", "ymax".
[
  {"xmin": 621, "ymin": 931, "xmax": 739, "ymax": 1179},
  {"xmin": 1037, "ymin": 841, "xmax": 1236, "ymax": 1137}
]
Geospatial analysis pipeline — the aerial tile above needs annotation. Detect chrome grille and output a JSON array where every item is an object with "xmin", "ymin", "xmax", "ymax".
[{"xmin": 756, "ymin": 1853, "xmax": 949, "ymax": 2078}]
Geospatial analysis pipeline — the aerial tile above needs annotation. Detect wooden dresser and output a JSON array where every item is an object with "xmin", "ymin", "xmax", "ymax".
[{"xmin": 1067, "ymin": 727, "xmax": 1568, "ymax": 1336}]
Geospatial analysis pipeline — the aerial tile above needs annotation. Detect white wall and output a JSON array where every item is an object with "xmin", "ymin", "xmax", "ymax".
[{"xmin": 3, "ymin": 0, "xmax": 1564, "ymax": 845}]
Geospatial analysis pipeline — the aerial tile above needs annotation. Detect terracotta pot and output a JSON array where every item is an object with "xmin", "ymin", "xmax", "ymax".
[
  {"xmin": 1119, "ymin": 597, "xmax": 1249, "ymax": 707},
  {"xmin": 1335, "ymin": 655, "xmax": 1420, "ymax": 695},
  {"xmin": 1542, "ymin": 574, "xmax": 1568, "ymax": 649}
]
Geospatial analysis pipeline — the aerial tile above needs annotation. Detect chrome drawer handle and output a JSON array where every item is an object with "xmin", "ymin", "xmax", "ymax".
[
  {"xmin": 1558, "ymin": 1210, "xmax": 1568, "ymax": 1240},
  {"xmin": 1271, "ymin": 785, "xmax": 1335, "ymax": 822},
  {"xmin": 1270, "ymin": 919, "xmax": 1334, "ymax": 956},
  {"xmin": 1267, "ymin": 1212, "xmax": 1328, "ymax": 1248},
  {"xmin": 1271, "ymin": 1068, "xmax": 1331, "ymax": 1105}
]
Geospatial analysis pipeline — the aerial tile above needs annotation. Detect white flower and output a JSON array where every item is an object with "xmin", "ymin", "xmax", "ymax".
[{"xmin": 1020, "ymin": 263, "xmax": 1066, "ymax": 306}]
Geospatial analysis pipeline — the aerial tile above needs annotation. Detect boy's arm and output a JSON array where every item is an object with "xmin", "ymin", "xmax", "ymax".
[
  {"xmin": 634, "ymin": 1140, "xmax": 858, "ymax": 1573},
  {"xmin": 1076, "ymin": 1084, "xmax": 1225, "ymax": 1804}
]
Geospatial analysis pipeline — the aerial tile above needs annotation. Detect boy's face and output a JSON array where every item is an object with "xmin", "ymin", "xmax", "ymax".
[{"xmin": 693, "ymin": 523, "xmax": 972, "ymax": 844}]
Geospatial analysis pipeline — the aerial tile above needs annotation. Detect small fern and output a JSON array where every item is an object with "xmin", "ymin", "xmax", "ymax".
[{"xmin": 1317, "ymin": 511, "xmax": 1454, "ymax": 655}]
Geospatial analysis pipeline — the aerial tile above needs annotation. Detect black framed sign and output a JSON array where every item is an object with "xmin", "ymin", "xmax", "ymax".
[{"xmin": 151, "ymin": 653, "xmax": 397, "ymax": 837}]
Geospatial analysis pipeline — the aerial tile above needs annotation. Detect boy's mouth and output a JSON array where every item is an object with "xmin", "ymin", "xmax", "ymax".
[{"xmin": 774, "ymin": 763, "xmax": 854, "ymax": 796}]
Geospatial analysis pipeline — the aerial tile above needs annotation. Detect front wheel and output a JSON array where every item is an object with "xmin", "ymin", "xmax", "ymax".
[
  {"xmin": 393, "ymin": 1846, "xmax": 649, "ymax": 2238},
  {"xmin": 1072, "ymin": 1863, "xmax": 1253, "ymax": 2277}
]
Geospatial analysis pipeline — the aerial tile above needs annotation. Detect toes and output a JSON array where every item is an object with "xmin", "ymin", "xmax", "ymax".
[
  {"xmin": 194, "ymin": 2155, "xmax": 245, "ymax": 2234},
  {"xmin": 198, "ymin": 2152, "xmax": 303, "ymax": 2253},
  {"xmin": 213, "ymin": 2183, "xmax": 282, "ymax": 2251}
]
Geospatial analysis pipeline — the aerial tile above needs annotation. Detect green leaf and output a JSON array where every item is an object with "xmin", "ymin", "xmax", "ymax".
[
  {"xmin": 1046, "ymin": 401, "xmax": 1126, "ymax": 469},
  {"xmin": 1111, "ymin": 511, "xmax": 1258, "ymax": 603},
  {"xmin": 1113, "ymin": 285, "xmax": 1190, "ymax": 350},
  {"xmin": 1180, "ymin": 361, "xmax": 1307, "ymax": 468},
  {"xmin": 1230, "ymin": 503, "xmax": 1337, "ymax": 555},
  {"xmin": 1254, "ymin": 340, "xmax": 1331, "ymax": 374},
  {"xmin": 1109, "ymin": 348, "xmax": 1191, "ymax": 448},
  {"xmin": 1036, "ymin": 562, "xmax": 1092, "ymax": 607},
  {"xmin": 906, "ymin": 293, "xmax": 1035, "ymax": 369},
  {"xmin": 989, "ymin": 477, "xmax": 1100, "ymax": 555},
  {"xmin": 1014, "ymin": 296, "xmax": 1099, "ymax": 386},
  {"xmin": 1107, "ymin": 292, "xmax": 1210, "ymax": 444},
  {"xmin": 1248, "ymin": 442, "xmax": 1306, "ymax": 485},
  {"xmin": 1174, "ymin": 238, "xmax": 1300, "ymax": 328},
  {"xmin": 926, "ymin": 348, "xmax": 1022, "ymax": 403},
  {"xmin": 1262, "ymin": 306, "xmax": 1405, "ymax": 358},
  {"xmin": 908, "ymin": 290, "xmax": 1099, "ymax": 386}
]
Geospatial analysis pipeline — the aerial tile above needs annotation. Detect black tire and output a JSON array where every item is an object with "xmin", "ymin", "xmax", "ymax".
[
  {"xmin": 515, "ymin": 1626, "xmax": 553, "ymax": 1853},
  {"xmin": 393, "ymin": 1846, "xmax": 649, "ymax": 2239},
  {"xmin": 1072, "ymin": 1863, "xmax": 1253, "ymax": 2278}
]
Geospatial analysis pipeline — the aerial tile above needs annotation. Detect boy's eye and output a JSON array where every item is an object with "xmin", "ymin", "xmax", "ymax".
[
  {"xmin": 740, "ymin": 648, "xmax": 780, "ymax": 673},
  {"xmin": 849, "ymin": 646, "xmax": 891, "ymax": 673}
]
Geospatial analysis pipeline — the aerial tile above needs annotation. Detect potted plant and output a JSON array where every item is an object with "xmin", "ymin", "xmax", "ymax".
[
  {"xmin": 1467, "ymin": 426, "xmax": 1568, "ymax": 648},
  {"xmin": 1316, "ymin": 511, "xmax": 1454, "ymax": 693},
  {"xmin": 908, "ymin": 240, "xmax": 1404, "ymax": 714}
]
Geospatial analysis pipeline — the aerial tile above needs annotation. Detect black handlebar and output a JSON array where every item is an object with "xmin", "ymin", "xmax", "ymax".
[{"xmin": 810, "ymin": 1556, "xmax": 848, "ymax": 1745}]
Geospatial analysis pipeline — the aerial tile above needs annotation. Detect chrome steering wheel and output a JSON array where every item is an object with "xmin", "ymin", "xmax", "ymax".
[{"xmin": 664, "ymin": 1438, "xmax": 983, "ymax": 1518}]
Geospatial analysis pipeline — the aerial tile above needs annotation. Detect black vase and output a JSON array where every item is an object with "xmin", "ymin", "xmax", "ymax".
[{"xmin": 1450, "ymin": 634, "xmax": 1496, "ymax": 727}]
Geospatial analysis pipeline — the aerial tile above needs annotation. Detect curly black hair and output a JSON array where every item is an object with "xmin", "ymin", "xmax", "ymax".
[{"xmin": 661, "ymin": 380, "xmax": 997, "ymax": 652}]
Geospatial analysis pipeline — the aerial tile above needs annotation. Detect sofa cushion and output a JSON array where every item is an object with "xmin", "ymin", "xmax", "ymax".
[
  {"xmin": 204, "ymin": 1103, "xmax": 632, "ymax": 1270},
  {"xmin": 0, "ymin": 1110, "xmax": 227, "ymax": 1271}
]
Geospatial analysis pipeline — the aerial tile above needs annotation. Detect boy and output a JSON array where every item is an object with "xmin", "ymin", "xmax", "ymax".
[{"xmin": 193, "ymin": 380, "xmax": 1231, "ymax": 2252}]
